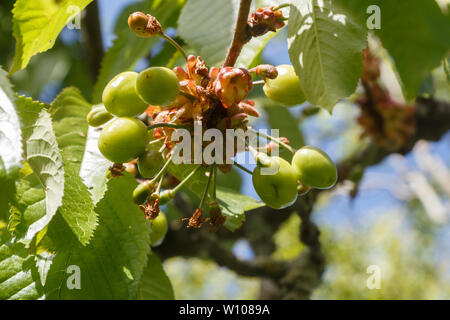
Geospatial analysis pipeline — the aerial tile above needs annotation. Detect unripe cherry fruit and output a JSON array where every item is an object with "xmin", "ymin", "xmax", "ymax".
[
  {"xmin": 86, "ymin": 104, "xmax": 113, "ymax": 127},
  {"xmin": 137, "ymin": 147, "xmax": 163, "ymax": 178},
  {"xmin": 98, "ymin": 117, "xmax": 149, "ymax": 163},
  {"xmin": 150, "ymin": 212, "xmax": 168, "ymax": 247},
  {"xmin": 252, "ymin": 156, "xmax": 299, "ymax": 209},
  {"xmin": 102, "ymin": 72, "xmax": 149, "ymax": 117},
  {"xmin": 263, "ymin": 65, "xmax": 306, "ymax": 106},
  {"xmin": 292, "ymin": 146, "xmax": 337, "ymax": 189},
  {"xmin": 136, "ymin": 67, "xmax": 180, "ymax": 106}
]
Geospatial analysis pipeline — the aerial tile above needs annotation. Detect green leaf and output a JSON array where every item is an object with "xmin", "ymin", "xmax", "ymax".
[
  {"xmin": 0, "ymin": 242, "xmax": 44, "ymax": 300},
  {"xmin": 362, "ymin": 0, "xmax": 449, "ymax": 100},
  {"xmin": 16, "ymin": 96, "xmax": 65, "ymax": 242},
  {"xmin": 44, "ymin": 174, "xmax": 151, "ymax": 299},
  {"xmin": 178, "ymin": 0, "xmax": 237, "ymax": 67},
  {"xmin": 263, "ymin": 104, "xmax": 305, "ymax": 153},
  {"xmin": 0, "ymin": 67, "xmax": 22, "ymax": 176},
  {"xmin": 139, "ymin": 253, "xmax": 174, "ymax": 300},
  {"xmin": 92, "ymin": 0, "xmax": 185, "ymax": 103},
  {"xmin": 0, "ymin": 67, "xmax": 22, "ymax": 221},
  {"xmin": 167, "ymin": 163, "xmax": 263, "ymax": 231},
  {"xmin": 288, "ymin": 0, "xmax": 367, "ymax": 112},
  {"xmin": 49, "ymin": 88, "xmax": 98, "ymax": 246},
  {"xmin": 216, "ymin": 186, "xmax": 263, "ymax": 231},
  {"xmin": 11, "ymin": 174, "xmax": 46, "ymax": 238},
  {"xmin": 11, "ymin": 0, "xmax": 93, "ymax": 74},
  {"xmin": 178, "ymin": 0, "xmax": 286, "ymax": 68},
  {"xmin": 79, "ymin": 125, "xmax": 111, "ymax": 205}
]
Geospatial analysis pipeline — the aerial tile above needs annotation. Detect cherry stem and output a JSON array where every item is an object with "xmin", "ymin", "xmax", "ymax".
[
  {"xmin": 178, "ymin": 91, "xmax": 198, "ymax": 101},
  {"xmin": 159, "ymin": 31, "xmax": 188, "ymax": 61},
  {"xmin": 211, "ymin": 165, "xmax": 217, "ymax": 202},
  {"xmin": 150, "ymin": 154, "xmax": 173, "ymax": 185},
  {"xmin": 199, "ymin": 168, "xmax": 214, "ymax": 209},
  {"xmin": 273, "ymin": 3, "xmax": 290, "ymax": 11},
  {"xmin": 252, "ymin": 80, "xmax": 265, "ymax": 86},
  {"xmin": 248, "ymin": 128, "xmax": 295, "ymax": 154},
  {"xmin": 233, "ymin": 162, "xmax": 253, "ymax": 175},
  {"xmin": 172, "ymin": 165, "xmax": 202, "ymax": 194},
  {"xmin": 155, "ymin": 174, "xmax": 164, "ymax": 194},
  {"xmin": 148, "ymin": 123, "xmax": 193, "ymax": 131}
]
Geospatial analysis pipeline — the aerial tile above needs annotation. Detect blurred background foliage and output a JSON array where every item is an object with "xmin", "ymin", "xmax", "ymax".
[{"xmin": 1, "ymin": 0, "xmax": 449, "ymax": 299}]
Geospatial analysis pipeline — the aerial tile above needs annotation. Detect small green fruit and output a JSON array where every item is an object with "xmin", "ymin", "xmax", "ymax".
[
  {"xmin": 133, "ymin": 181, "xmax": 153, "ymax": 205},
  {"xmin": 102, "ymin": 72, "xmax": 149, "ymax": 117},
  {"xmin": 98, "ymin": 117, "xmax": 149, "ymax": 163},
  {"xmin": 263, "ymin": 65, "xmax": 306, "ymax": 106},
  {"xmin": 137, "ymin": 148, "xmax": 163, "ymax": 178},
  {"xmin": 252, "ymin": 156, "xmax": 298, "ymax": 209},
  {"xmin": 136, "ymin": 67, "xmax": 180, "ymax": 106},
  {"xmin": 150, "ymin": 212, "xmax": 168, "ymax": 247},
  {"xmin": 86, "ymin": 105, "xmax": 114, "ymax": 127},
  {"xmin": 292, "ymin": 146, "xmax": 337, "ymax": 189}
]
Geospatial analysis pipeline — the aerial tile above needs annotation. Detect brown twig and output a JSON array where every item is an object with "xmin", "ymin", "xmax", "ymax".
[{"xmin": 223, "ymin": 0, "xmax": 253, "ymax": 67}]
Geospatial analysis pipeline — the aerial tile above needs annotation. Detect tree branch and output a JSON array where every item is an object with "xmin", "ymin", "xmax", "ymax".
[
  {"xmin": 81, "ymin": 2, "xmax": 104, "ymax": 82},
  {"xmin": 223, "ymin": 0, "xmax": 253, "ymax": 67},
  {"xmin": 339, "ymin": 97, "xmax": 450, "ymax": 181},
  {"xmin": 154, "ymin": 193, "xmax": 287, "ymax": 279}
]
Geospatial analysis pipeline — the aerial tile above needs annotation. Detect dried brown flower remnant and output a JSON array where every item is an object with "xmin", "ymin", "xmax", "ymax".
[
  {"xmin": 212, "ymin": 67, "xmax": 253, "ymax": 109},
  {"xmin": 250, "ymin": 64, "xmax": 279, "ymax": 79},
  {"xmin": 184, "ymin": 208, "xmax": 207, "ymax": 229},
  {"xmin": 128, "ymin": 12, "xmax": 162, "ymax": 38},
  {"xmin": 109, "ymin": 163, "xmax": 125, "ymax": 178},
  {"xmin": 357, "ymin": 49, "xmax": 416, "ymax": 149},
  {"xmin": 140, "ymin": 196, "xmax": 160, "ymax": 220},
  {"xmin": 208, "ymin": 205, "xmax": 227, "ymax": 232},
  {"xmin": 248, "ymin": 6, "xmax": 286, "ymax": 37}
]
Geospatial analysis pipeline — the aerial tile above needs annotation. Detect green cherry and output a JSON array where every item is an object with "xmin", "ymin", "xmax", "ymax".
[
  {"xmin": 292, "ymin": 146, "xmax": 337, "ymax": 189},
  {"xmin": 136, "ymin": 67, "xmax": 180, "ymax": 106},
  {"xmin": 150, "ymin": 212, "xmax": 168, "ymax": 247},
  {"xmin": 252, "ymin": 156, "xmax": 299, "ymax": 209},
  {"xmin": 263, "ymin": 65, "xmax": 306, "ymax": 106},
  {"xmin": 98, "ymin": 117, "xmax": 149, "ymax": 163},
  {"xmin": 137, "ymin": 147, "xmax": 164, "ymax": 178},
  {"xmin": 86, "ymin": 104, "xmax": 114, "ymax": 127},
  {"xmin": 102, "ymin": 72, "xmax": 148, "ymax": 117}
]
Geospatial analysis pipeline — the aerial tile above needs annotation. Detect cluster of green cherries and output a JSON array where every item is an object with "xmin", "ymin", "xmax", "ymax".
[
  {"xmin": 251, "ymin": 145, "xmax": 337, "ymax": 210},
  {"xmin": 87, "ymin": 63, "xmax": 337, "ymax": 226},
  {"xmin": 251, "ymin": 65, "xmax": 337, "ymax": 209},
  {"xmin": 87, "ymin": 67, "xmax": 180, "ymax": 245}
]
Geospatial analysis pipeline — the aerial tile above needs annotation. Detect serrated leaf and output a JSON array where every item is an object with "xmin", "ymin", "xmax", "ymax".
[
  {"xmin": 0, "ymin": 67, "xmax": 22, "ymax": 221},
  {"xmin": 92, "ymin": 0, "xmax": 185, "ymax": 103},
  {"xmin": 16, "ymin": 97, "xmax": 65, "ymax": 242},
  {"xmin": 10, "ymin": 0, "xmax": 93, "ymax": 74},
  {"xmin": 178, "ymin": 0, "xmax": 287, "ymax": 67},
  {"xmin": 0, "ymin": 67, "xmax": 22, "ymax": 176},
  {"xmin": 79, "ymin": 125, "xmax": 111, "ymax": 205},
  {"xmin": 139, "ymin": 253, "xmax": 174, "ymax": 300},
  {"xmin": 178, "ymin": 0, "xmax": 237, "ymax": 67},
  {"xmin": 288, "ymin": 0, "xmax": 366, "ymax": 112},
  {"xmin": 49, "ymin": 88, "xmax": 98, "ymax": 246},
  {"xmin": 216, "ymin": 186, "xmax": 263, "ymax": 231},
  {"xmin": 44, "ymin": 174, "xmax": 150, "ymax": 299},
  {"xmin": 263, "ymin": 104, "xmax": 305, "ymax": 157},
  {"xmin": 346, "ymin": 0, "xmax": 450, "ymax": 101},
  {"xmin": 167, "ymin": 163, "xmax": 263, "ymax": 231},
  {"xmin": 0, "ymin": 243, "xmax": 44, "ymax": 300}
]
